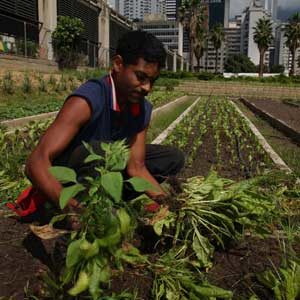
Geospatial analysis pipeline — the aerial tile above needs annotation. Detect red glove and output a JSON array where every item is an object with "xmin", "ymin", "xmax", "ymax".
[{"xmin": 6, "ymin": 186, "xmax": 46, "ymax": 217}]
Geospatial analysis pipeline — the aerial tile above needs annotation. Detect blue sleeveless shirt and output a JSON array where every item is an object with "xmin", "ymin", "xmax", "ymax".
[{"xmin": 54, "ymin": 74, "xmax": 152, "ymax": 165}]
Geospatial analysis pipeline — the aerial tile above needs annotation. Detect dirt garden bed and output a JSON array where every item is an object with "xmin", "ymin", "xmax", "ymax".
[
  {"xmin": 0, "ymin": 96, "xmax": 299, "ymax": 299},
  {"xmin": 247, "ymin": 98, "xmax": 300, "ymax": 133}
]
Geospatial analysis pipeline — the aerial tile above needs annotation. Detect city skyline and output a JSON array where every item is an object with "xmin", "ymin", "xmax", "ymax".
[{"xmin": 230, "ymin": 0, "xmax": 300, "ymax": 19}]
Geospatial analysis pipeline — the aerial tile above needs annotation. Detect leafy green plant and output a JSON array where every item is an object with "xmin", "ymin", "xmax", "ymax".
[
  {"xmin": 22, "ymin": 73, "xmax": 32, "ymax": 94},
  {"xmin": 48, "ymin": 141, "xmax": 155, "ymax": 299},
  {"xmin": 38, "ymin": 75, "xmax": 47, "ymax": 93},
  {"xmin": 48, "ymin": 74, "xmax": 57, "ymax": 87},
  {"xmin": 152, "ymin": 247, "xmax": 233, "ymax": 300},
  {"xmin": 257, "ymin": 259, "xmax": 300, "ymax": 300},
  {"xmin": 2, "ymin": 71, "xmax": 15, "ymax": 94},
  {"xmin": 52, "ymin": 16, "xmax": 85, "ymax": 69},
  {"xmin": 172, "ymin": 172, "xmax": 275, "ymax": 267}
]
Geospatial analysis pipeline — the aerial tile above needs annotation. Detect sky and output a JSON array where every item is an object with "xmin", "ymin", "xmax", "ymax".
[{"xmin": 230, "ymin": 0, "xmax": 300, "ymax": 20}]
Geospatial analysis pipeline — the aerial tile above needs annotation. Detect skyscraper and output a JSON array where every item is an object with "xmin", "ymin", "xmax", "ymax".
[
  {"xmin": 119, "ymin": 0, "xmax": 165, "ymax": 20},
  {"xmin": 165, "ymin": 0, "xmax": 180, "ymax": 20},
  {"xmin": 208, "ymin": 0, "xmax": 230, "ymax": 29}
]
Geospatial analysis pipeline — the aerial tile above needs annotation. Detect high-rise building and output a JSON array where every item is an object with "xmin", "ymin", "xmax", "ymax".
[
  {"xmin": 274, "ymin": 23, "xmax": 300, "ymax": 74},
  {"xmin": 119, "ymin": 0, "xmax": 165, "ymax": 20},
  {"xmin": 240, "ymin": 0, "xmax": 271, "ymax": 66},
  {"xmin": 201, "ymin": 0, "xmax": 230, "ymax": 73},
  {"xmin": 209, "ymin": 0, "xmax": 230, "ymax": 29},
  {"xmin": 225, "ymin": 15, "xmax": 242, "ymax": 58},
  {"xmin": 165, "ymin": 0, "xmax": 180, "ymax": 20}
]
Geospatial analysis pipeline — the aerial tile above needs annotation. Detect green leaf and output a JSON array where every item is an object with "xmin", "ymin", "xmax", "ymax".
[
  {"xmin": 88, "ymin": 261, "xmax": 103, "ymax": 299},
  {"xmin": 49, "ymin": 166, "xmax": 77, "ymax": 184},
  {"xmin": 127, "ymin": 177, "xmax": 157, "ymax": 192},
  {"xmin": 97, "ymin": 229, "xmax": 121, "ymax": 248},
  {"xmin": 192, "ymin": 283, "xmax": 233, "ymax": 298},
  {"xmin": 68, "ymin": 271, "xmax": 89, "ymax": 296},
  {"xmin": 116, "ymin": 208, "xmax": 131, "ymax": 235},
  {"xmin": 192, "ymin": 234, "xmax": 214, "ymax": 268},
  {"xmin": 49, "ymin": 214, "xmax": 68, "ymax": 226},
  {"xmin": 59, "ymin": 184, "xmax": 85, "ymax": 209},
  {"xmin": 84, "ymin": 154, "xmax": 103, "ymax": 164},
  {"xmin": 66, "ymin": 239, "xmax": 82, "ymax": 268},
  {"xmin": 101, "ymin": 172, "xmax": 123, "ymax": 202}
]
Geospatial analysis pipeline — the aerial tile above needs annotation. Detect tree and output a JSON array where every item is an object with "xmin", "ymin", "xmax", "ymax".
[
  {"xmin": 253, "ymin": 17, "xmax": 273, "ymax": 77},
  {"xmin": 210, "ymin": 23, "xmax": 225, "ymax": 74},
  {"xmin": 224, "ymin": 54, "xmax": 256, "ymax": 73},
  {"xmin": 193, "ymin": 5, "xmax": 208, "ymax": 71},
  {"xmin": 178, "ymin": 0, "xmax": 208, "ymax": 71},
  {"xmin": 284, "ymin": 12, "xmax": 300, "ymax": 76},
  {"xmin": 52, "ymin": 16, "xmax": 85, "ymax": 69}
]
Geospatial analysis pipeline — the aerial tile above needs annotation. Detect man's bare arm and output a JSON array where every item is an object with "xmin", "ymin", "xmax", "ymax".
[
  {"xmin": 127, "ymin": 128, "xmax": 166, "ymax": 199},
  {"xmin": 25, "ymin": 97, "xmax": 92, "ymax": 209}
]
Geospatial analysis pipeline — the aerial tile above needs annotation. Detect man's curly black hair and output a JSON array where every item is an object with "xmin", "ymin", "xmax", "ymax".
[{"xmin": 115, "ymin": 30, "xmax": 167, "ymax": 69}]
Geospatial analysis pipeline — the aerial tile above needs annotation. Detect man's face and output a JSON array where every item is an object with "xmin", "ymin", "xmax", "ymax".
[{"xmin": 113, "ymin": 57, "xmax": 160, "ymax": 103}]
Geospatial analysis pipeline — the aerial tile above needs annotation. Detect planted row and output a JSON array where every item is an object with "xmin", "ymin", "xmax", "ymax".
[{"xmin": 164, "ymin": 97, "xmax": 274, "ymax": 179}]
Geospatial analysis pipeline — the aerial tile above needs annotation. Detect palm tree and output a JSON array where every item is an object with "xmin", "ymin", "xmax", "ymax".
[
  {"xmin": 210, "ymin": 23, "xmax": 225, "ymax": 74},
  {"xmin": 178, "ymin": 0, "xmax": 208, "ymax": 71},
  {"xmin": 284, "ymin": 12, "xmax": 300, "ymax": 76},
  {"xmin": 253, "ymin": 17, "xmax": 273, "ymax": 78}
]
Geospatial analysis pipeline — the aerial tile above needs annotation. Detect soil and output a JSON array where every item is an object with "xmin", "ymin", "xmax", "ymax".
[
  {"xmin": 207, "ymin": 236, "xmax": 282, "ymax": 300},
  {"xmin": 248, "ymin": 99, "xmax": 300, "ymax": 132},
  {"xmin": 0, "ymin": 97, "xmax": 296, "ymax": 299},
  {"xmin": 0, "ymin": 212, "xmax": 48, "ymax": 299}
]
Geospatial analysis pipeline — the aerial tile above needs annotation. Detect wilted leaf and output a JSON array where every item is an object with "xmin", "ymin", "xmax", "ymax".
[{"xmin": 30, "ymin": 224, "xmax": 70, "ymax": 240}]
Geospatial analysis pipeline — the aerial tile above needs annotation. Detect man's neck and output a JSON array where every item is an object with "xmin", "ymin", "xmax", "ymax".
[{"xmin": 111, "ymin": 72, "xmax": 127, "ymax": 110}]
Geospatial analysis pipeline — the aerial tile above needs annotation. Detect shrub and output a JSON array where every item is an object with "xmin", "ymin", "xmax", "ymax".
[
  {"xmin": 52, "ymin": 16, "xmax": 85, "ymax": 69},
  {"xmin": 224, "ymin": 54, "xmax": 257, "ymax": 73},
  {"xmin": 22, "ymin": 73, "xmax": 32, "ymax": 94},
  {"xmin": 38, "ymin": 75, "xmax": 47, "ymax": 93},
  {"xmin": 197, "ymin": 71, "xmax": 215, "ymax": 81},
  {"xmin": 48, "ymin": 75, "xmax": 57, "ymax": 87},
  {"xmin": 270, "ymin": 64, "xmax": 285, "ymax": 73},
  {"xmin": 2, "ymin": 72, "xmax": 14, "ymax": 94}
]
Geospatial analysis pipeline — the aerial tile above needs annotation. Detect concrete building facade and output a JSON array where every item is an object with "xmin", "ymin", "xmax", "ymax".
[
  {"xmin": 118, "ymin": 0, "xmax": 165, "ymax": 21},
  {"xmin": 137, "ymin": 19, "xmax": 179, "ymax": 52},
  {"xmin": 240, "ymin": 0, "xmax": 271, "ymax": 66},
  {"xmin": 274, "ymin": 23, "xmax": 300, "ymax": 74},
  {"xmin": 0, "ymin": 0, "xmax": 136, "ymax": 67}
]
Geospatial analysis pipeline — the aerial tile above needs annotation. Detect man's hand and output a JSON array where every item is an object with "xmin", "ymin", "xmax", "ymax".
[{"xmin": 63, "ymin": 199, "xmax": 84, "ymax": 231}]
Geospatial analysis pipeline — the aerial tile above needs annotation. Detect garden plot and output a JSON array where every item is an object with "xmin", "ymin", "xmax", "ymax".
[
  {"xmin": 0, "ymin": 96, "xmax": 300, "ymax": 300},
  {"xmin": 0, "ymin": 69, "xmax": 183, "ymax": 122},
  {"xmin": 164, "ymin": 96, "xmax": 274, "ymax": 180},
  {"xmin": 244, "ymin": 98, "xmax": 300, "ymax": 132},
  {"xmin": 240, "ymin": 98, "xmax": 300, "ymax": 146}
]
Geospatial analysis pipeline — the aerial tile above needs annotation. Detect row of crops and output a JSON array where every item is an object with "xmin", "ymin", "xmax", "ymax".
[
  {"xmin": 164, "ymin": 97, "xmax": 273, "ymax": 179},
  {"xmin": 1, "ymin": 95, "xmax": 300, "ymax": 299},
  {"xmin": 0, "ymin": 70, "xmax": 181, "ymax": 121}
]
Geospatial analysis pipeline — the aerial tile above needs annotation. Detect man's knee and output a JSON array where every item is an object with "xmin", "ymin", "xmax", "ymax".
[{"xmin": 169, "ymin": 147, "xmax": 185, "ymax": 174}]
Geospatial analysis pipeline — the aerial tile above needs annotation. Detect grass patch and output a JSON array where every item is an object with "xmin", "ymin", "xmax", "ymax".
[{"xmin": 147, "ymin": 96, "xmax": 195, "ymax": 143}]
